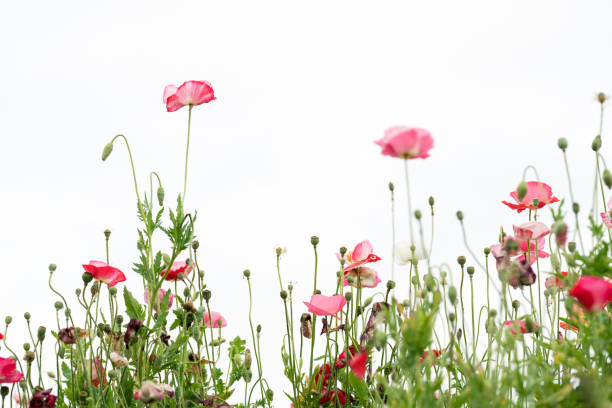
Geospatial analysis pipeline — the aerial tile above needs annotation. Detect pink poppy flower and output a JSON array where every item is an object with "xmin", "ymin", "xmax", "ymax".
[
  {"xmin": 161, "ymin": 261, "xmax": 193, "ymax": 281},
  {"xmin": 502, "ymin": 181, "xmax": 560, "ymax": 213},
  {"xmin": 545, "ymin": 271, "xmax": 568, "ymax": 289},
  {"xmin": 513, "ymin": 222, "xmax": 551, "ymax": 241},
  {"xmin": 503, "ymin": 320, "xmax": 538, "ymax": 335},
  {"xmin": 85, "ymin": 357, "xmax": 105, "ymax": 387},
  {"xmin": 82, "ymin": 261, "xmax": 126, "ymax": 287},
  {"xmin": 0, "ymin": 357, "xmax": 24, "ymax": 383},
  {"xmin": 374, "ymin": 127, "xmax": 433, "ymax": 159},
  {"xmin": 163, "ymin": 80, "xmax": 215, "ymax": 112},
  {"xmin": 517, "ymin": 237, "xmax": 549, "ymax": 265},
  {"xmin": 203, "ymin": 311, "xmax": 227, "ymax": 328},
  {"xmin": 601, "ymin": 211, "xmax": 612, "ymax": 228},
  {"xmin": 349, "ymin": 351, "xmax": 368, "ymax": 379},
  {"xmin": 335, "ymin": 345, "xmax": 365, "ymax": 370},
  {"xmin": 144, "ymin": 288, "xmax": 174, "ymax": 312},
  {"xmin": 134, "ymin": 380, "xmax": 174, "ymax": 403},
  {"xmin": 304, "ymin": 294, "xmax": 347, "ymax": 319},
  {"xmin": 337, "ymin": 240, "xmax": 381, "ymax": 272},
  {"xmin": 569, "ymin": 276, "xmax": 612, "ymax": 312},
  {"xmin": 341, "ymin": 267, "xmax": 381, "ymax": 289}
]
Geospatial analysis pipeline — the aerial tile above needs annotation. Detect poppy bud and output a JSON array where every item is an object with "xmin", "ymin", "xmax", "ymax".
[
  {"xmin": 257, "ymin": 324, "xmax": 261, "ymax": 333},
  {"xmin": 24, "ymin": 312, "xmax": 31, "ymax": 321},
  {"xmin": 203, "ymin": 290, "xmax": 211, "ymax": 302},
  {"xmin": 243, "ymin": 269, "xmax": 250, "ymax": 278},
  {"xmin": 429, "ymin": 196, "xmax": 435, "ymax": 206},
  {"xmin": 5, "ymin": 316, "xmax": 12, "ymax": 325},
  {"xmin": 557, "ymin": 137, "xmax": 568, "ymax": 151},
  {"xmin": 108, "ymin": 369, "xmax": 118, "ymax": 380},
  {"xmin": 244, "ymin": 349, "xmax": 252, "ymax": 369},
  {"xmin": 386, "ymin": 280, "xmax": 396, "ymax": 291},
  {"xmin": 116, "ymin": 314, "xmax": 124, "ymax": 325},
  {"xmin": 54, "ymin": 301, "xmax": 63, "ymax": 310},
  {"xmin": 101, "ymin": 142, "xmax": 114, "ymax": 161},
  {"xmin": 524, "ymin": 316, "xmax": 536, "ymax": 333},
  {"xmin": 604, "ymin": 170, "xmax": 612, "ymax": 189},
  {"xmin": 1, "ymin": 386, "xmax": 8, "ymax": 398},
  {"xmin": 275, "ymin": 247, "xmax": 282, "ymax": 256},
  {"xmin": 598, "ymin": 92, "xmax": 607, "ymax": 104},
  {"xmin": 82, "ymin": 272, "xmax": 93, "ymax": 285},
  {"xmin": 489, "ymin": 309, "xmax": 497, "ymax": 318},
  {"xmin": 448, "ymin": 286, "xmax": 458, "ymax": 305},
  {"xmin": 344, "ymin": 292, "xmax": 353, "ymax": 302},
  {"xmin": 355, "ymin": 306, "xmax": 363, "ymax": 316},
  {"xmin": 311, "ymin": 236, "xmax": 319, "ymax": 246},
  {"xmin": 233, "ymin": 354, "xmax": 242, "ymax": 367},
  {"xmin": 314, "ymin": 289, "xmax": 321, "ymax": 295},
  {"xmin": 592, "ymin": 135, "xmax": 602, "ymax": 152},
  {"xmin": 467, "ymin": 266, "xmax": 475, "ymax": 276},
  {"xmin": 23, "ymin": 343, "xmax": 30, "ymax": 351},
  {"xmin": 411, "ymin": 275, "xmax": 419, "ymax": 287},
  {"xmin": 280, "ymin": 290, "xmax": 287, "ymax": 300},
  {"xmin": 48, "ymin": 264, "xmax": 57, "ymax": 272},
  {"xmin": 37, "ymin": 326, "xmax": 46, "ymax": 342},
  {"xmin": 24, "ymin": 351, "xmax": 35, "ymax": 363},
  {"xmin": 456, "ymin": 211, "xmax": 464, "ymax": 221},
  {"xmin": 457, "ymin": 256, "xmax": 466, "ymax": 266},
  {"xmin": 109, "ymin": 287, "xmax": 117, "ymax": 296},
  {"xmin": 65, "ymin": 309, "xmax": 71, "ymax": 318},
  {"xmin": 448, "ymin": 312, "xmax": 456, "ymax": 323},
  {"xmin": 517, "ymin": 182, "xmax": 528, "ymax": 201},
  {"xmin": 572, "ymin": 202, "xmax": 580, "ymax": 214},
  {"xmin": 388, "ymin": 182, "xmax": 394, "ymax": 191},
  {"xmin": 157, "ymin": 186, "xmax": 165, "ymax": 206},
  {"xmin": 78, "ymin": 391, "xmax": 88, "ymax": 404},
  {"xmin": 266, "ymin": 389, "xmax": 274, "ymax": 401},
  {"xmin": 484, "ymin": 247, "xmax": 490, "ymax": 256},
  {"xmin": 512, "ymin": 300, "xmax": 520, "ymax": 310},
  {"xmin": 485, "ymin": 318, "xmax": 496, "ymax": 334},
  {"xmin": 243, "ymin": 370, "xmax": 252, "ymax": 383},
  {"xmin": 288, "ymin": 283, "xmax": 293, "ymax": 292},
  {"xmin": 568, "ymin": 242, "xmax": 577, "ymax": 253},
  {"xmin": 532, "ymin": 198, "xmax": 540, "ymax": 208},
  {"xmin": 414, "ymin": 210, "xmax": 422, "ymax": 220},
  {"xmin": 183, "ymin": 288, "xmax": 190, "ymax": 298},
  {"xmin": 347, "ymin": 276, "xmax": 355, "ymax": 285},
  {"xmin": 363, "ymin": 297, "xmax": 373, "ymax": 307},
  {"xmin": 457, "ymin": 328, "xmax": 462, "ymax": 341},
  {"xmin": 424, "ymin": 274, "xmax": 435, "ymax": 291}
]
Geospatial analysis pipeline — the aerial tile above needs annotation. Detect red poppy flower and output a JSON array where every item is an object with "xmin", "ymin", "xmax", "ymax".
[
  {"xmin": 319, "ymin": 389, "xmax": 347, "ymax": 405},
  {"xmin": 161, "ymin": 261, "xmax": 193, "ymax": 281},
  {"xmin": 419, "ymin": 349, "xmax": 442, "ymax": 365},
  {"xmin": 502, "ymin": 181, "xmax": 559, "ymax": 213},
  {"xmin": 82, "ymin": 261, "xmax": 126, "ymax": 287},
  {"xmin": 0, "ymin": 357, "xmax": 23, "ymax": 383},
  {"xmin": 349, "ymin": 351, "xmax": 368, "ymax": 379},
  {"xmin": 569, "ymin": 276, "xmax": 612, "ymax": 312},
  {"xmin": 314, "ymin": 364, "xmax": 331, "ymax": 388},
  {"xmin": 335, "ymin": 345, "xmax": 365, "ymax": 369}
]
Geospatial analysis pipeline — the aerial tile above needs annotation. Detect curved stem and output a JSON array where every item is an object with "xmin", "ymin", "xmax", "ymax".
[{"xmin": 109, "ymin": 134, "xmax": 141, "ymax": 205}]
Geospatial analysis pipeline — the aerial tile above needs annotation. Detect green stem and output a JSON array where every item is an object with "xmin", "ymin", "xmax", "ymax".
[{"xmin": 183, "ymin": 105, "xmax": 193, "ymax": 201}]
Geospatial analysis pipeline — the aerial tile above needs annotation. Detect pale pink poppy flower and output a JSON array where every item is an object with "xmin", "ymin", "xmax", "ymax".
[
  {"xmin": 144, "ymin": 288, "xmax": 174, "ymax": 312},
  {"xmin": 349, "ymin": 351, "xmax": 368, "ymax": 379},
  {"xmin": 544, "ymin": 271, "xmax": 568, "ymax": 289},
  {"xmin": 203, "ymin": 311, "xmax": 227, "ymax": 328},
  {"xmin": 342, "ymin": 267, "xmax": 381, "ymax": 289},
  {"xmin": 161, "ymin": 261, "xmax": 193, "ymax": 281},
  {"xmin": 513, "ymin": 221, "xmax": 551, "ymax": 241},
  {"xmin": 303, "ymin": 294, "xmax": 347, "ymax": 318},
  {"xmin": 502, "ymin": 181, "xmax": 559, "ymax": 213},
  {"xmin": 82, "ymin": 261, "xmax": 126, "ymax": 287},
  {"xmin": 163, "ymin": 80, "xmax": 215, "ymax": 112},
  {"xmin": 374, "ymin": 127, "xmax": 433, "ymax": 159},
  {"xmin": 134, "ymin": 380, "xmax": 174, "ymax": 402},
  {"xmin": 569, "ymin": 276, "xmax": 612, "ymax": 312},
  {"xmin": 0, "ymin": 357, "xmax": 24, "ymax": 383},
  {"xmin": 601, "ymin": 211, "xmax": 612, "ymax": 228},
  {"xmin": 337, "ymin": 240, "xmax": 381, "ymax": 272}
]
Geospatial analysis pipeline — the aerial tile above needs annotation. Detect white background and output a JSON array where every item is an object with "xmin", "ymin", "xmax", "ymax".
[{"xmin": 1, "ymin": 0, "xmax": 612, "ymax": 404}]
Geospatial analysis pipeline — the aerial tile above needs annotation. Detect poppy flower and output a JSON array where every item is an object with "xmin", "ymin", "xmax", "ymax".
[
  {"xmin": 395, "ymin": 240, "xmax": 427, "ymax": 265},
  {"xmin": 29, "ymin": 388, "xmax": 56, "ymax": 408},
  {"xmin": 513, "ymin": 222, "xmax": 551, "ymax": 241},
  {"xmin": 203, "ymin": 311, "xmax": 227, "ymax": 328},
  {"xmin": 375, "ymin": 127, "xmax": 433, "ymax": 159},
  {"xmin": 560, "ymin": 321, "xmax": 578, "ymax": 332},
  {"xmin": 419, "ymin": 349, "xmax": 442, "ymax": 365},
  {"xmin": 163, "ymin": 81, "xmax": 215, "ymax": 112},
  {"xmin": 161, "ymin": 261, "xmax": 193, "ymax": 281},
  {"xmin": 545, "ymin": 271, "xmax": 568, "ymax": 289},
  {"xmin": 319, "ymin": 388, "xmax": 347, "ymax": 405},
  {"xmin": 341, "ymin": 267, "xmax": 381, "ymax": 289},
  {"xmin": 502, "ymin": 181, "xmax": 559, "ymax": 213},
  {"xmin": 0, "ymin": 333, "xmax": 3, "ymax": 340},
  {"xmin": 503, "ymin": 320, "xmax": 538, "ymax": 335},
  {"xmin": 337, "ymin": 240, "xmax": 381, "ymax": 272},
  {"xmin": 569, "ymin": 276, "xmax": 612, "ymax": 312},
  {"xmin": 134, "ymin": 380, "xmax": 174, "ymax": 402},
  {"xmin": 82, "ymin": 261, "xmax": 126, "ymax": 287},
  {"xmin": 144, "ymin": 288, "xmax": 174, "ymax": 312},
  {"xmin": 335, "ymin": 345, "xmax": 365, "ymax": 370},
  {"xmin": 314, "ymin": 364, "xmax": 331, "ymax": 387},
  {"xmin": 85, "ymin": 357, "xmax": 105, "ymax": 387},
  {"xmin": 0, "ymin": 357, "xmax": 24, "ymax": 383},
  {"xmin": 304, "ymin": 294, "xmax": 347, "ymax": 319},
  {"xmin": 349, "ymin": 351, "xmax": 368, "ymax": 379},
  {"xmin": 517, "ymin": 238, "xmax": 549, "ymax": 265}
]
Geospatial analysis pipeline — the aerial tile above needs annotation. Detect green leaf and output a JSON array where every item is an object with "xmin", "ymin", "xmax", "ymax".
[{"xmin": 123, "ymin": 287, "xmax": 144, "ymax": 320}]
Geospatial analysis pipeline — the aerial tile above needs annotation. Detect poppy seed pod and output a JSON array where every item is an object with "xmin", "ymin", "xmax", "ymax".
[
  {"xmin": 386, "ymin": 280, "xmax": 396, "ymax": 291},
  {"xmin": 448, "ymin": 312, "xmax": 456, "ymax": 323},
  {"xmin": 109, "ymin": 286, "xmax": 117, "ymax": 296},
  {"xmin": 429, "ymin": 196, "xmax": 434, "ymax": 206},
  {"xmin": 54, "ymin": 301, "xmax": 63, "ymax": 310},
  {"xmin": 23, "ymin": 343, "xmax": 30, "ymax": 351},
  {"xmin": 311, "ymin": 236, "xmax": 319, "ymax": 246},
  {"xmin": 280, "ymin": 290, "xmax": 287, "ymax": 300},
  {"xmin": 598, "ymin": 92, "xmax": 607, "ymax": 104},
  {"xmin": 512, "ymin": 300, "xmax": 520, "ymax": 310},
  {"xmin": 467, "ymin": 266, "xmax": 475, "ymax": 276},
  {"xmin": 202, "ymin": 290, "xmax": 211, "ymax": 302},
  {"xmin": 414, "ymin": 210, "xmax": 422, "ymax": 220},
  {"xmin": 457, "ymin": 256, "xmax": 466, "ymax": 266},
  {"xmin": 557, "ymin": 137, "xmax": 568, "ymax": 151},
  {"xmin": 300, "ymin": 313, "xmax": 312, "ymax": 339},
  {"xmin": 24, "ymin": 351, "xmax": 35, "ymax": 363},
  {"xmin": 339, "ymin": 247, "xmax": 347, "ymax": 256},
  {"xmin": 48, "ymin": 264, "xmax": 57, "ymax": 273},
  {"xmin": 314, "ymin": 289, "xmax": 321, "ymax": 295},
  {"xmin": 275, "ymin": 247, "xmax": 282, "ymax": 256},
  {"xmin": 1, "ymin": 386, "xmax": 8, "ymax": 397},
  {"xmin": 37, "ymin": 326, "xmax": 46, "ymax": 342},
  {"xmin": 568, "ymin": 242, "xmax": 577, "ymax": 253},
  {"xmin": 101, "ymin": 142, "xmax": 113, "ymax": 161},
  {"xmin": 484, "ymin": 247, "xmax": 491, "ymax": 256},
  {"xmin": 24, "ymin": 313, "xmax": 31, "ymax": 321},
  {"xmin": 82, "ymin": 272, "xmax": 93, "ymax": 285},
  {"xmin": 243, "ymin": 269, "xmax": 250, "ymax": 278},
  {"xmin": 5, "ymin": 316, "xmax": 12, "ymax": 325},
  {"xmin": 572, "ymin": 202, "xmax": 580, "ymax": 214},
  {"xmin": 344, "ymin": 292, "xmax": 353, "ymax": 302}
]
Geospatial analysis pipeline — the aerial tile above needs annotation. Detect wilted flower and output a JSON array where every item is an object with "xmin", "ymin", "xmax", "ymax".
[
  {"xmin": 124, "ymin": 318, "xmax": 142, "ymax": 349},
  {"xmin": 163, "ymin": 81, "xmax": 215, "ymax": 112},
  {"xmin": 29, "ymin": 388, "xmax": 56, "ymax": 408},
  {"xmin": 502, "ymin": 181, "xmax": 559, "ymax": 213},
  {"xmin": 375, "ymin": 127, "xmax": 434, "ymax": 159},
  {"xmin": 360, "ymin": 302, "xmax": 389, "ymax": 344},
  {"xmin": 109, "ymin": 352, "xmax": 128, "ymax": 368},
  {"xmin": 58, "ymin": 327, "xmax": 77, "ymax": 345},
  {"xmin": 300, "ymin": 313, "xmax": 312, "ymax": 339}
]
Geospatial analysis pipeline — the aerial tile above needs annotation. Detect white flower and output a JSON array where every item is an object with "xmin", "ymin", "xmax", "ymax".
[{"xmin": 395, "ymin": 241, "xmax": 427, "ymax": 265}]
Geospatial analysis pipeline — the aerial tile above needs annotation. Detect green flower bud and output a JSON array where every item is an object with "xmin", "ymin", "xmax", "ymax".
[
  {"xmin": 489, "ymin": 309, "xmax": 497, "ymax": 318},
  {"xmin": 604, "ymin": 170, "xmax": 612, "ymax": 189},
  {"xmin": 572, "ymin": 202, "xmax": 580, "ymax": 214},
  {"xmin": 109, "ymin": 286, "xmax": 117, "ymax": 296},
  {"xmin": 23, "ymin": 343, "xmax": 30, "ymax": 351},
  {"xmin": 257, "ymin": 324, "xmax": 261, "ymax": 333},
  {"xmin": 568, "ymin": 242, "xmax": 577, "ymax": 253},
  {"xmin": 448, "ymin": 312, "xmax": 456, "ymax": 323},
  {"xmin": 24, "ymin": 312, "xmax": 31, "ymax": 321},
  {"xmin": 275, "ymin": 247, "xmax": 282, "ymax": 256},
  {"xmin": 4, "ymin": 316, "xmax": 12, "ymax": 325},
  {"xmin": 339, "ymin": 247, "xmax": 347, "ymax": 256},
  {"xmin": 24, "ymin": 351, "xmax": 35, "ymax": 363},
  {"xmin": 386, "ymin": 280, "xmax": 396, "ymax": 291},
  {"xmin": 456, "ymin": 211, "xmax": 464, "ymax": 221},
  {"xmin": 467, "ymin": 266, "xmax": 475, "ymax": 276},
  {"xmin": 243, "ymin": 269, "xmax": 251, "ymax": 278},
  {"xmin": 157, "ymin": 186, "xmax": 165, "ymax": 206},
  {"xmin": 243, "ymin": 369, "xmax": 253, "ymax": 383},
  {"xmin": 388, "ymin": 182, "xmax": 394, "ymax": 191},
  {"xmin": 448, "ymin": 286, "xmax": 458, "ymax": 305},
  {"xmin": 280, "ymin": 290, "xmax": 287, "ymax": 300},
  {"xmin": 37, "ymin": 326, "xmax": 46, "ymax": 342},
  {"xmin": 344, "ymin": 292, "xmax": 353, "ymax": 302},
  {"xmin": 310, "ymin": 236, "xmax": 319, "ymax": 246},
  {"xmin": 82, "ymin": 272, "xmax": 93, "ymax": 285},
  {"xmin": 183, "ymin": 288, "xmax": 190, "ymax": 298},
  {"xmin": 101, "ymin": 142, "xmax": 114, "ymax": 161},
  {"xmin": 203, "ymin": 290, "xmax": 211, "ymax": 302},
  {"xmin": 592, "ymin": 135, "xmax": 602, "ymax": 152},
  {"xmin": 244, "ymin": 349, "xmax": 252, "ymax": 369},
  {"xmin": 517, "ymin": 181, "xmax": 528, "ymax": 201},
  {"xmin": 266, "ymin": 389, "xmax": 274, "ymax": 401},
  {"xmin": 1, "ymin": 386, "xmax": 9, "ymax": 398},
  {"xmin": 54, "ymin": 301, "xmax": 63, "ymax": 310},
  {"xmin": 598, "ymin": 93, "xmax": 607, "ymax": 104},
  {"xmin": 414, "ymin": 210, "xmax": 422, "ymax": 220},
  {"xmin": 48, "ymin": 264, "xmax": 57, "ymax": 273},
  {"xmin": 233, "ymin": 354, "xmax": 243, "ymax": 367},
  {"xmin": 457, "ymin": 328, "xmax": 463, "ymax": 341},
  {"xmin": 512, "ymin": 300, "xmax": 520, "ymax": 310},
  {"xmin": 424, "ymin": 274, "xmax": 435, "ymax": 292},
  {"xmin": 363, "ymin": 297, "xmax": 373, "ymax": 307},
  {"xmin": 557, "ymin": 137, "xmax": 568, "ymax": 151},
  {"xmin": 104, "ymin": 229, "xmax": 111, "ymax": 239},
  {"xmin": 524, "ymin": 316, "xmax": 536, "ymax": 333},
  {"xmin": 429, "ymin": 196, "xmax": 435, "ymax": 206},
  {"xmin": 484, "ymin": 247, "xmax": 490, "ymax": 256}
]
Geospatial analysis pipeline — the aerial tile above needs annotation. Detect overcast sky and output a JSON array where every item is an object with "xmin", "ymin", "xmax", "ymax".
[{"xmin": 1, "ymin": 0, "xmax": 612, "ymax": 403}]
